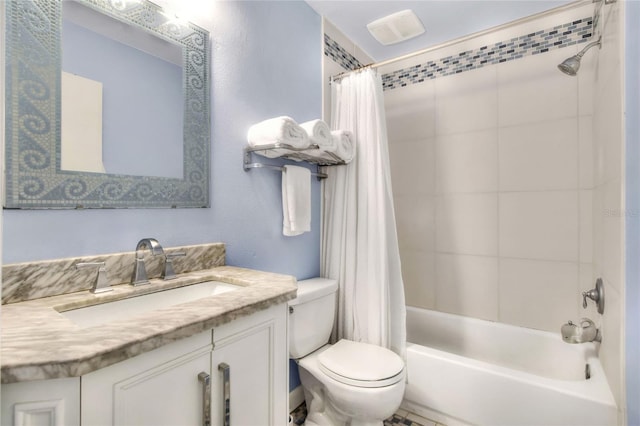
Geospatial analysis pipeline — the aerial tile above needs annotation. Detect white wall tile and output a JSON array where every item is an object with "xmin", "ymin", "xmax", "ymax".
[
  {"xmin": 435, "ymin": 66, "xmax": 497, "ymax": 135},
  {"xmin": 499, "ymin": 191, "xmax": 579, "ymax": 262},
  {"xmin": 401, "ymin": 249, "xmax": 436, "ymax": 309},
  {"xmin": 596, "ymin": 1, "xmax": 624, "ymax": 102},
  {"xmin": 594, "ymin": 130, "xmax": 606, "ymax": 187},
  {"xmin": 436, "ymin": 129, "xmax": 498, "ymax": 194},
  {"xmin": 592, "ymin": 185, "xmax": 604, "ymax": 274},
  {"xmin": 499, "ymin": 118, "xmax": 578, "ymax": 191},
  {"xmin": 436, "ymin": 193, "xmax": 498, "ymax": 256},
  {"xmin": 435, "ymin": 254, "xmax": 499, "ymax": 321},
  {"xmin": 593, "ymin": 77, "xmax": 623, "ymax": 184},
  {"xmin": 499, "ymin": 258, "xmax": 579, "ymax": 332},
  {"xmin": 593, "ymin": 9, "xmax": 624, "ymax": 185},
  {"xmin": 591, "ymin": 1, "xmax": 624, "ymax": 409},
  {"xmin": 580, "ymin": 190, "xmax": 593, "ymax": 264},
  {"xmin": 498, "ymin": 48, "xmax": 578, "ymax": 127},
  {"xmin": 394, "ymin": 195, "xmax": 435, "ymax": 252},
  {"xmin": 579, "ymin": 115, "xmax": 594, "ymax": 189},
  {"xmin": 388, "ymin": 138, "xmax": 435, "ymax": 196},
  {"xmin": 384, "ymin": 81, "xmax": 436, "ymax": 142},
  {"xmin": 599, "ymin": 283, "xmax": 623, "ymax": 407},
  {"xmin": 578, "ymin": 48, "xmax": 596, "ymax": 117},
  {"xmin": 378, "ymin": 5, "xmax": 612, "ymax": 349},
  {"xmin": 579, "ymin": 263, "xmax": 597, "ymax": 317},
  {"xmin": 602, "ymin": 178, "xmax": 623, "ymax": 293}
]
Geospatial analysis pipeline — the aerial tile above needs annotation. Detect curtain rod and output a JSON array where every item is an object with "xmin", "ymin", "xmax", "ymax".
[{"xmin": 330, "ymin": 0, "xmax": 589, "ymax": 82}]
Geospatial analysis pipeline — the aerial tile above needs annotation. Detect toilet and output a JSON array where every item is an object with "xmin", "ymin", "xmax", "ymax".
[{"xmin": 289, "ymin": 278, "xmax": 406, "ymax": 426}]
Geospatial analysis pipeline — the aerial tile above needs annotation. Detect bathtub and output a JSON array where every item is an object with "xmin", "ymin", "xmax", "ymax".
[{"xmin": 403, "ymin": 307, "xmax": 617, "ymax": 426}]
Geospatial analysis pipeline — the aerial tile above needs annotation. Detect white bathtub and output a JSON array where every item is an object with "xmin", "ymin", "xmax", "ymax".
[{"xmin": 403, "ymin": 307, "xmax": 617, "ymax": 426}]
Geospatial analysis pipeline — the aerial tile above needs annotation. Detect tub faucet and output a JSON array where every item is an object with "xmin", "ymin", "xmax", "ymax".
[
  {"xmin": 561, "ymin": 318, "xmax": 601, "ymax": 344},
  {"xmin": 131, "ymin": 238, "xmax": 165, "ymax": 286}
]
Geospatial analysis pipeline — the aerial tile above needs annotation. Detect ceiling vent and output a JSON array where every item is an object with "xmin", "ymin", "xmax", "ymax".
[{"xmin": 366, "ymin": 9, "xmax": 425, "ymax": 46}]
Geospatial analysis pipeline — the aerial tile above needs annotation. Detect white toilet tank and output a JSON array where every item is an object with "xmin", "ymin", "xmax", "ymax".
[{"xmin": 288, "ymin": 278, "xmax": 338, "ymax": 359}]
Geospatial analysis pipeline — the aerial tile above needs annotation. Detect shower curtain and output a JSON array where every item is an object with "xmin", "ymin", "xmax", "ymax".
[{"xmin": 322, "ymin": 68, "xmax": 406, "ymax": 357}]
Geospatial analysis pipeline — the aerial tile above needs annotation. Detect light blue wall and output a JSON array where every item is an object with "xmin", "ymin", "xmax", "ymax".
[
  {"xmin": 3, "ymin": 1, "xmax": 322, "ymax": 284},
  {"xmin": 625, "ymin": 1, "xmax": 640, "ymax": 424}
]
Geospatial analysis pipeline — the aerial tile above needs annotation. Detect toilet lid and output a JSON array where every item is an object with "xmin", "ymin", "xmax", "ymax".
[{"xmin": 317, "ymin": 340, "xmax": 404, "ymax": 388}]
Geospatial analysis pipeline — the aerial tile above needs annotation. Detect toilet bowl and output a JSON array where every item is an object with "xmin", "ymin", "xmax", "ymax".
[
  {"xmin": 289, "ymin": 278, "xmax": 405, "ymax": 426},
  {"xmin": 298, "ymin": 341, "xmax": 405, "ymax": 426}
]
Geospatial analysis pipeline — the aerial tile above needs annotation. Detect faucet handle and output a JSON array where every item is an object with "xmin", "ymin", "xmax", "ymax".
[
  {"xmin": 76, "ymin": 262, "xmax": 112, "ymax": 294},
  {"xmin": 582, "ymin": 278, "xmax": 605, "ymax": 314},
  {"xmin": 162, "ymin": 252, "xmax": 186, "ymax": 280}
]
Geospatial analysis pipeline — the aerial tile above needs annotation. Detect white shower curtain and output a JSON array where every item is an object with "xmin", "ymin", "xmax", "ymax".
[{"xmin": 322, "ymin": 68, "xmax": 406, "ymax": 357}]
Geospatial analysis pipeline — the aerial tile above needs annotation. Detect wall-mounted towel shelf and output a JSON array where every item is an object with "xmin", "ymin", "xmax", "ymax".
[{"xmin": 243, "ymin": 143, "xmax": 345, "ymax": 180}]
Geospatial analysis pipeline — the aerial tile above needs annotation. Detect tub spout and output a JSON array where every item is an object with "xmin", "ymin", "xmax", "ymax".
[{"xmin": 561, "ymin": 318, "xmax": 601, "ymax": 344}]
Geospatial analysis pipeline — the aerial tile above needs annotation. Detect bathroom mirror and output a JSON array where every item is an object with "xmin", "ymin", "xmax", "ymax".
[{"xmin": 4, "ymin": 0, "xmax": 211, "ymax": 208}]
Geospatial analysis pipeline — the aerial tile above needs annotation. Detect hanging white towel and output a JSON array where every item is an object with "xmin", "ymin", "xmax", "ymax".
[
  {"xmin": 300, "ymin": 119, "xmax": 335, "ymax": 151},
  {"xmin": 282, "ymin": 165, "xmax": 311, "ymax": 236},
  {"xmin": 247, "ymin": 116, "xmax": 310, "ymax": 158}
]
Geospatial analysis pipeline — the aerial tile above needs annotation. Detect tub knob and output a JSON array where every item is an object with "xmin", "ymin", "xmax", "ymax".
[{"xmin": 582, "ymin": 278, "xmax": 605, "ymax": 314}]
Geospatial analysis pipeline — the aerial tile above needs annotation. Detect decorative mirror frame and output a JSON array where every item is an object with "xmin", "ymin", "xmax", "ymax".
[{"xmin": 4, "ymin": 0, "xmax": 210, "ymax": 208}]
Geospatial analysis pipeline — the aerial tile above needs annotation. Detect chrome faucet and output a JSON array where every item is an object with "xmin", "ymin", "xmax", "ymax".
[
  {"xmin": 162, "ymin": 251, "xmax": 186, "ymax": 280},
  {"xmin": 561, "ymin": 318, "xmax": 601, "ymax": 344},
  {"xmin": 131, "ymin": 238, "xmax": 165, "ymax": 286},
  {"xmin": 77, "ymin": 261, "xmax": 112, "ymax": 293}
]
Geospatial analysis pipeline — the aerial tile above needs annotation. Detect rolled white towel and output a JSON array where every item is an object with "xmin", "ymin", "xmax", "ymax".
[
  {"xmin": 247, "ymin": 116, "xmax": 310, "ymax": 158},
  {"xmin": 330, "ymin": 130, "xmax": 356, "ymax": 164},
  {"xmin": 300, "ymin": 119, "xmax": 336, "ymax": 151}
]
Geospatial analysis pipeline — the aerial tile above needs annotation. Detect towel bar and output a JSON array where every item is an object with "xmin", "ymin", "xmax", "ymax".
[
  {"xmin": 244, "ymin": 161, "xmax": 328, "ymax": 179},
  {"xmin": 243, "ymin": 143, "xmax": 345, "ymax": 180}
]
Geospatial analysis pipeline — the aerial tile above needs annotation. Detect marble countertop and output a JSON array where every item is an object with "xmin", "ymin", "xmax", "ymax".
[{"xmin": 1, "ymin": 266, "xmax": 297, "ymax": 384}]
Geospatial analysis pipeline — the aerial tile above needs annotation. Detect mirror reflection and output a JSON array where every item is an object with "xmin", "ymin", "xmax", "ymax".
[{"xmin": 61, "ymin": 1, "xmax": 183, "ymax": 178}]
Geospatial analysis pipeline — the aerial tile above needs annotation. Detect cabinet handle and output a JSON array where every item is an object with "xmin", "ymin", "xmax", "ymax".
[
  {"xmin": 198, "ymin": 372, "xmax": 211, "ymax": 426},
  {"xmin": 218, "ymin": 363, "xmax": 231, "ymax": 426}
]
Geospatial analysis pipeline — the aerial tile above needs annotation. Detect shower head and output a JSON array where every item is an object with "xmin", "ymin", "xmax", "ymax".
[
  {"xmin": 557, "ymin": 37, "xmax": 601, "ymax": 76},
  {"xmin": 557, "ymin": 56, "xmax": 582, "ymax": 76}
]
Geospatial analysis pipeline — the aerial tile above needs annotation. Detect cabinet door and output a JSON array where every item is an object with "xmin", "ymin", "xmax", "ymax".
[
  {"xmin": 81, "ymin": 331, "xmax": 212, "ymax": 426},
  {"xmin": 211, "ymin": 305, "xmax": 288, "ymax": 426},
  {"xmin": 1, "ymin": 378, "xmax": 80, "ymax": 426}
]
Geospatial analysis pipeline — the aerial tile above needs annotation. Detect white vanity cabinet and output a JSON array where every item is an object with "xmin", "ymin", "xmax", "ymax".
[
  {"xmin": 2, "ymin": 304, "xmax": 288, "ymax": 426},
  {"xmin": 81, "ymin": 303, "xmax": 289, "ymax": 426},
  {"xmin": 210, "ymin": 304, "xmax": 289, "ymax": 426},
  {"xmin": 1, "ymin": 377, "xmax": 81, "ymax": 426},
  {"xmin": 81, "ymin": 331, "xmax": 213, "ymax": 425}
]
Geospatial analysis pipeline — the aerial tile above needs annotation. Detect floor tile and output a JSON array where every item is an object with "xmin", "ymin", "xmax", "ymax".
[{"xmin": 289, "ymin": 401, "xmax": 444, "ymax": 426}]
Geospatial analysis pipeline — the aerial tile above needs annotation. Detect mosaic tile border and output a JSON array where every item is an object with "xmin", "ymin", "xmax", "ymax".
[
  {"xmin": 324, "ymin": 17, "xmax": 592, "ymax": 91},
  {"xmin": 325, "ymin": 33, "xmax": 365, "ymax": 71},
  {"xmin": 382, "ymin": 17, "xmax": 592, "ymax": 90}
]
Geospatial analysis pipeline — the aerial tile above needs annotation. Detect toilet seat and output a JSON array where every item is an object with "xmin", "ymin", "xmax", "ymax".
[{"xmin": 317, "ymin": 339, "xmax": 405, "ymax": 388}]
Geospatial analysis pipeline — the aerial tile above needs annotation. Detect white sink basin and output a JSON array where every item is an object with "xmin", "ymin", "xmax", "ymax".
[{"xmin": 60, "ymin": 281, "xmax": 239, "ymax": 328}]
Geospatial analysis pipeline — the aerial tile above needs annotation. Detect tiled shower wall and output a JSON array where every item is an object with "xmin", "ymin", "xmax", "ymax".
[
  {"xmin": 381, "ymin": 2, "xmax": 597, "ymax": 334},
  {"xmin": 591, "ymin": 0, "xmax": 625, "ymax": 413}
]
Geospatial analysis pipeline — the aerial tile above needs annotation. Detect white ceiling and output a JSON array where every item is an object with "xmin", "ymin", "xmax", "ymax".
[{"xmin": 305, "ymin": 0, "xmax": 575, "ymax": 61}]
